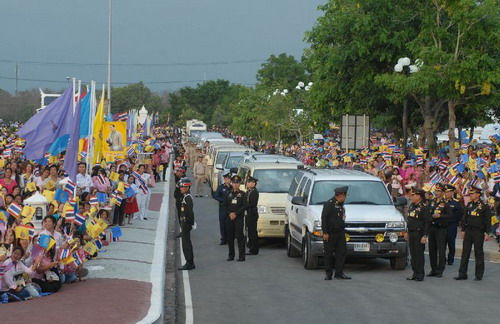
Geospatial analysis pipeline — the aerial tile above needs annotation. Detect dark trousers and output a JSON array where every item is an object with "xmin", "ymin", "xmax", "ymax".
[
  {"xmin": 246, "ymin": 214, "xmax": 259, "ymax": 254},
  {"xmin": 32, "ymin": 278, "xmax": 62, "ymax": 293},
  {"xmin": 112, "ymin": 202, "xmax": 126, "ymax": 225},
  {"xmin": 227, "ymin": 215, "xmax": 245, "ymax": 259},
  {"xmin": 219, "ymin": 207, "xmax": 227, "ymax": 243},
  {"xmin": 428, "ymin": 226, "xmax": 447, "ymax": 274},
  {"xmin": 324, "ymin": 231, "xmax": 346, "ymax": 276},
  {"xmin": 459, "ymin": 230, "xmax": 485, "ymax": 278},
  {"xmin": 161, "ymin": 163, "xmax": 169, "ymax": 181},
  {"xmin": 446, "ymin": 223, "xmax": 458, "ymax": 263},
  {"xmin": 181, "ymin": 223, "xmax": 194, "ymax": 265},
  {"xmin": 408, "ymin": 231, "xmax": 425, "ymax": 279}
]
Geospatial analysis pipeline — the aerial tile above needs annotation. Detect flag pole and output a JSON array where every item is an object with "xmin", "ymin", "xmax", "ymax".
[
  {"xmin": 107, "ymin": 0, "xmax": 112, "ymax": 115},
  {"xmin": 72, "ymin": 78, "xmax": 76, "ymax": 111}
]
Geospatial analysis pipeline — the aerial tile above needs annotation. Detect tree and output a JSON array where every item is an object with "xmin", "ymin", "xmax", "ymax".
[
  {"xmin": 111, "ymin": 82, "xmax": 163, "ymax": 115},
  {"xmin": 256, "ymin": 53, "xmax": 308, "ymax": 91},
  {"xmin": 303, "ymin": 0, "xmax": 419, "ymax": 129}
]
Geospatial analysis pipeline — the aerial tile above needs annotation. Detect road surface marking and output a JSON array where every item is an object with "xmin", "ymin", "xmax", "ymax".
[{"xmin": 180, "ymin": 239, "xmax": 194, "ymax": 324}]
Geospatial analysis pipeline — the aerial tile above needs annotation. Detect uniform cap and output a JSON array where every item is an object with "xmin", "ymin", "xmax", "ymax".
[
  {"xmin": 223, "ymin": 172, "xmax": 232, "ymax": 178},
  {"xmin": 469, "ymin": 186, "xmax": 482, "ymax": 194},
  {"xmin": 411, "ymin": 187, "xmax": 426, "ymax": 197},
  {"xmin": 247, "ymin": 176, "xmax": 258, "ymax": 183},
  {"xmin": 178, "ymin": 178, "xmax": 192, "ymax": 187},
  {"xmin": 231, "ymin": 175, "xmax": 242, "ymax": 183},
  {"xmin": 435, "ymin": 183, "xmax": 445, "ymax": 191},
  {"xmin": 334, "ymin": 186, "xmax": 348, "ymax": 195}
]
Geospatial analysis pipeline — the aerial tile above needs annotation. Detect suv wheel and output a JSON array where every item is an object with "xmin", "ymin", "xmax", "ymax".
[
  {"xmin": 286, "ymin": 226, "xmax": 300, "ymax": 258},
  {"xmin": 302, "ymin": 232, "xmax": 319, "ymax": 269},
  {"xmin": 390, "ymin": 256, "xmax": 407, "ymax": 270}
]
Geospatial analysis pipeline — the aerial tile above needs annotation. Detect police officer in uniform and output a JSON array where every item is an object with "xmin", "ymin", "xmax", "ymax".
[
  {"xmin": 444, "ymin": 184, "xmax": 463, "ymax": 265},
  {"xmin": 454, "ymin": 186, "xmax": 491, "ymax": 281},
  {"xmin": 427, "ymin": 183, "xmax": 449, "ymax": 277},
  {"xmin": 406, "ymin": 188, "xmax": 431, "ymax": 281},
  {"xmin": 213, "ymin": 172, "xmax": 232, "ymax": 245},
  {"xmin": 174, "ymin": 178, "xmax": 186, "ymax": 238},
  {"xmin": 178, "ymin": 178, "xmax": 196, "ymax": 270},
  {"xmin": 224, "ymin": 175, "xmax": 248, "ymax": 261},
  {"xmin": 246, "ymin": 176, "xmax": 260, "ymax": 255},
  {"xmin": 322, "ymin": 186, "xmax": 351, "ymax": 280}
]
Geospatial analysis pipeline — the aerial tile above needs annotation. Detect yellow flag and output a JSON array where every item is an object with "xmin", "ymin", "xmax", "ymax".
[
  {"xmin": 43, "ymin": 190, "xmax": 56, "ymax": 203},
  {"xmin": 0, "ymin": 159, "xmax": 5, "ymax": 168},
  {"xmin": 26, "ymin": 182, "xmax": 37, "ymax": 192},
  {"xmin": 93, "ymin": 91, "xmax": 106, "ymax": 164},
  {"xmin": 46, "ymin": 237, "xmax": 56, "ymax": 251},
  {"xmin": 83, "ymin": 241, "xmax": 97, "ymax": 255},
  {"xmin": 21, "ymin": 206, "xmax": 35, "ymax": 218},
  {"xmin": 60, "ymin": 256, "xmax": 76, "ymax": 265},
  {"xmin": 117, "ymin": 181, "xmax": 125, "ymax": 193},
  {"xmin": 109, "ymin": 171, "xmax": 119, "ymax": 182},
  {"xmin": 15, "ymin": 226, "xmax": 30, "ymax": 240}
]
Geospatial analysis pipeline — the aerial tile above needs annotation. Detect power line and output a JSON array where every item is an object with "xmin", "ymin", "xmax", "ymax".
[
  {"xmin": 0, "ymin": 75, "xmax": 207, "ymax": 85},
  {"xmin": 0, "ymin": 58, "xmax": 266, "ymax": 68}
]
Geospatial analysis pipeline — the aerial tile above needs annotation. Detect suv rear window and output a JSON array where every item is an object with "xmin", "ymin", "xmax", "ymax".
[
  {"xmin": 310, "ymin": 180, "xmax": 392, "ymax": 205},
  {"xmin": 253, "ymin": 169, "xmax": 299, "ymax": 193}
]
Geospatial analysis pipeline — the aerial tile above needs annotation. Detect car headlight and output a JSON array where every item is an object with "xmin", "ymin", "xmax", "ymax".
[
  {"xmin": 386, "ymin": 222, "xmax": 404, "ymax": 228},
  {"xmin": 258, "ymin": 206, "xmax": 268, "ymax": 214},
  {"xmin": 312, "ymin": 220, "xmax": 323, "ymax": 237},
  {"xmin": 389, "ymin": 233, "xmax": 399, "ymax": 243},
  {"xmin": 375, "ymin": 233, "xmax": 385, "ymax": 243}
]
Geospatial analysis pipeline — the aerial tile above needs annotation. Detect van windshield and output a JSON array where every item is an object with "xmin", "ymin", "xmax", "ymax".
[
  {"xmin": 216, "ymin": 152, "xmax": 229, "ymax": 164},
  {"xmin": 310, "ymin": 181, "xmax": 393, "ymax": 205},
  {"xmin": 253, "ymin": 169, "xmax": 298, "ymax": 193},
  {"xmin": 225, "ymin": 156, "xmax": 242, "ymax": 169}
]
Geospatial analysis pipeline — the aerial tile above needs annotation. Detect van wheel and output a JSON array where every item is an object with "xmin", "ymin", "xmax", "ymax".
[
  {"xmin": 286, "ymin": 226, "xmax": 300, "ymax": 258},
  {"xmin": 302, "ymin": 233, "xmax": 319, "ymax": 269},
  {"xmin": 390, "ymin": 257, "xmax": 407, "ymax": 270}
]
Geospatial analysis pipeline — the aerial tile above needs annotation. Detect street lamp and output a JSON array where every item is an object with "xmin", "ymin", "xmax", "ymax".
[{"xmin": 394, "ymin": 57, "xmax": 421, "ymax": 156}]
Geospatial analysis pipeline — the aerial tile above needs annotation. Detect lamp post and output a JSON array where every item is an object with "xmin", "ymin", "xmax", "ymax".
[{"xmin": 394, "ymin": 57, "xmax": 421, "ymax": 156}]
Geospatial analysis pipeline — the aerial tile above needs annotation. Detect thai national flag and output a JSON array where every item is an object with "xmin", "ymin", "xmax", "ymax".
[
  {"xmin": 7, "ymin": 202, "xmax": 22, "ymax": 218},
  {"xmin": 58, "ymin": 248, "xmax": 70, "ymax": 261},
  {"xmin": 127, "ymin": 146, "xmax": 135, "ymax": 156},
  {"xmin": 74, "ymin": 213, "xmax": 86, "ymax": 226},
  {"xmin": 96, "ymin": 174, "xmax": 106, "ymax": 186},
  {"xmin": 3, "ymin": 148, "xmax": 12, "ymax": 158},
  {"xmin": 80, "ymin": 151, "xmax": 87, "ymax": 159},
  {"xmin": 65, "ymin": 207, "xmax": 75, "ymax": 219},
  {"xmin": 494, "ymin": 174, "xmax": 500, "ymax": 183},
  {"xmin": 65, "ymin": 180, "xmax": 76, "ymax": 196},
  {"xmin": 449, "ymin": 176, "xmax": 460, "ymax": 186},
  {"xmin": 44, "ymin": 152, "xmax": 51, "ymax": 159},
  {"xmin": 95, "ymin": 239, "xmax": 103, "ymax": 250},
  {"xmin": 34, "ymin": 167, "xmax": 40, "ymax": 176},
  {"xmin": 438, "ymin": 160, "xmax": 449, "ymax": 170},
  {"xmin": 118, "ymin": 112, "xmax": 128, "ymax": 121},
  {"xmin": 89, "ymin": 196, "xmax": 99, "ymax": 206},
  {"xmin": 65, "ymin": 214, "xmax": 75, "ymax": 223},
  {"xmin": 72, "ymin": 251, "xmax": 84, "ymax": 266}
]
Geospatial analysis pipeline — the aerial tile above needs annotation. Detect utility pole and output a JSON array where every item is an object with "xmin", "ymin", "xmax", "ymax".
[
  {"xmin": 15, "ymin": 62, "xmax": 19, "ymax": 95},
  {"xmin": 107, "ymin": 0, "xmax": 112, "ymax": 115}
]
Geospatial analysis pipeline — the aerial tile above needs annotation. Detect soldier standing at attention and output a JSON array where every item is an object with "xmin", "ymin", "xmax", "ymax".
[
  {"xmin": 322, "ymin": 186, "xmax": 351, "ymax": 280},
  {"xmin": 178, "ymin": 178, "xmax": 196, "ymax": 271},
  {"xmin": 193, "ymin": 155, "xmax": 207, "ymax": 197},
  {"xmin": 444, "ymin": 184, "xmax": 463, "ymax": 265},
  {"xmin": 213, "ymin": 172, "xmax": 232, "ymax": 245},
  {"xmin": 454, "ymin": 186, "xmax": 491, "ymax": 281},
  {"xmin": 224, "ymin": 175, "xmax": 248, "ymax": 262},
  {"xmin": 427, "ymin": 183, "xmax": 449, "ymax": 277},
  {"xmin": 405, "ymin": 188, "xmax": 431, "ymax": 282},
  {"xmin": 246, "ymin": 176, "xmax": 260, "ymax": 256}
]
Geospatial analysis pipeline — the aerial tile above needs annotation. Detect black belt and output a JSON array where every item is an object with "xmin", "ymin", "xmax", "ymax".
[{"xmin": 408, "ymin": 228, "xmax": 423, "ymax": 232}]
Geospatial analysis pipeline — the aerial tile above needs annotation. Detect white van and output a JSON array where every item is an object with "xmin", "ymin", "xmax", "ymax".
[
  {"xmin": 236, "ymin": 162, "xmax": 304, "ymax": 238},
  {"xmin": 285, "ymin": 168, "xmax": 408, "ymax": 270}
]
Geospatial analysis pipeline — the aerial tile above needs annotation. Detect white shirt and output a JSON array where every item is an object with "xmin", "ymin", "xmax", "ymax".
[{"xmin": 76, "ymin": 173, "xmax": 92, "ymax": 193}]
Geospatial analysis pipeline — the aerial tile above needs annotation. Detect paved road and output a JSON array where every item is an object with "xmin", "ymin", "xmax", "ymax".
[{"xmin": 176, "ymin": 182, "xmax": 500, "ymax": 324}]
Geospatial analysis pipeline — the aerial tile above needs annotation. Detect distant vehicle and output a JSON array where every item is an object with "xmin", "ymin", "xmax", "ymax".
[
  {"xmin": 211, "ymin": 147, "xmax": 253, "ymax": 191},
  {"xmin": 478, "ymin": 124, "xmax": 500, "ymax": 144},
  {"xmin": 186, "ymin": 119, "xmax": 207, "ymax": 136},
  {"xmin": 242, "ymin": 154, "xmax": 301, "ymax": 164},
  {"xmin": 235, "ymin": 161, "xmax": 304, "ymax": 238},
  {"xmin": 285, "ymin": 168, "xmax": 408, "ymax": 270},
  {"xmin": 37, "ymin": 89, "xmax": 61, "ymax": 112},
  {"xmin": 217, "ymin": 151, "xmax": 247, "ymax": 186}
]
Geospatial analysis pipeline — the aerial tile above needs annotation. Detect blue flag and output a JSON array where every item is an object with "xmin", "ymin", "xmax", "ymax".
[
  {"xmin": 17, "ymin": 86, "xmax": 74, "ymax": 160},
  {"xmin": 63, "ymin": 97, "xmax": 82, "ymax": 182},
  {"xmin": 79, "ymin": 90, "xmax": 91, "ymax": 138},
  {"xmin": 47, "ymin": 134, "xmax": 70, "ymax": 156},
  {"xmin": 54, "ymin": 188, "xmax": 69, "ymax": 203},
  {"xmin": 97, "ymin": 192, "xmax": 107, "ymax": 203}
]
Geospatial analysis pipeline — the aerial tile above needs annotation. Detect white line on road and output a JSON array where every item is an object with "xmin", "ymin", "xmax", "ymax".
[
  {"xmin": 137, "ymin": 162, "xmax": 171, "ymax": 324},
  {"xmin": 180, "ymin": 239, "xmax": 194, "ymax": 324}
]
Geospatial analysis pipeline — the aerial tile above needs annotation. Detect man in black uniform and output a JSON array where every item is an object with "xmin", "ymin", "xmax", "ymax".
[
  {"xmin": 177, "ymin": 178, "xmax": 195, "ymax": 270},
  {"xmin": 224, "ymin": 175, "xmax": 248, "ymax": 261},
  {"xmin": 444, "ymin": 184, "xmax": 463, "ymax": 265},
  {"xmin": 454, "ymin": 186, "xmax": 491, "ymax": 281},
  {"xmin": 322, "ymin": 186, "xmax": 350, "ymax": 280},
  {"xmin": 246, "ymin": 176, "xmax": 260, "ymax": 255},
  {"xmin": 174, "ymin": 178, "xmax": 185, "ymax": 238},
  {"xmin": 427, "ymin": 183, "xmax": 449, "ymax": 277},
  {"xmin": 406, "ymin": 188, "xmax": 431, "ymax": 281},
  {"xmin": 213, "ymin": 172, "xmax": 232, "ymax": 245}
]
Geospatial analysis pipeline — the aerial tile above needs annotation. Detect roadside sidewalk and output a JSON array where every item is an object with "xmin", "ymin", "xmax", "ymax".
[{"xmin": 1, "ymin": 179, "xmax": 170, "ymax": 324}]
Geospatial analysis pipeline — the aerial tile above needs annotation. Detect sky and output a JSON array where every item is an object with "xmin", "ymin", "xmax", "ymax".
[{"xmin": 0, "ymin": 0, "xmax": 325, "ymax": 94}]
